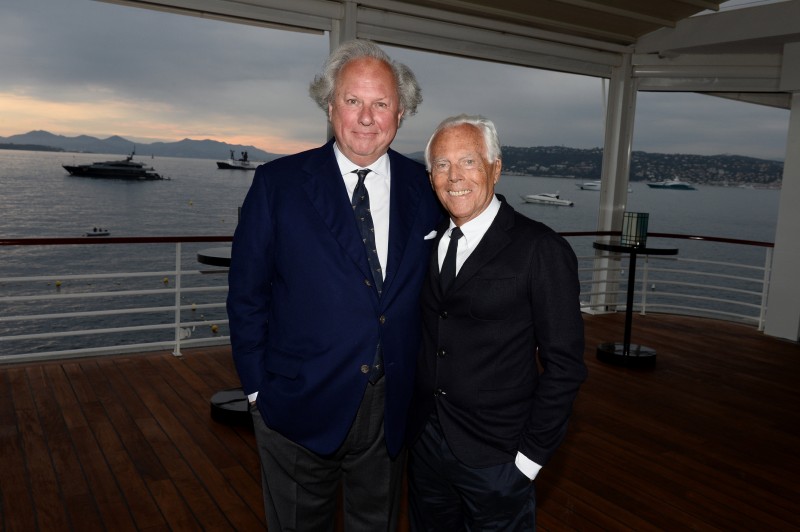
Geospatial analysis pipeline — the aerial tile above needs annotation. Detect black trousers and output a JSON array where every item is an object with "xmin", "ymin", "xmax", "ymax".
[
  {"xmin": 408, "ymin": 416, "xmax": 536, "ymax": 531},
  {"xmin": 250, "ymin": 378, "xmax": 404, "ymax": 532}
]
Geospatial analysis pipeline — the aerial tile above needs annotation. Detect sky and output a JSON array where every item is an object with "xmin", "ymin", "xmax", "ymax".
[{"xmin": 0, "ymin": 0, "xmax": 790, "ymax": 160}]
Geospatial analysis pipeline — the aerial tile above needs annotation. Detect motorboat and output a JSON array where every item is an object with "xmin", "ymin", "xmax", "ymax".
[
  {"xmin": 217, "ymin": 150, "xmax": 256, "ymax": 170},
  {"xmin": 63, "ymin": 149, "xmax": 163, "ymax": 180},
  {"xmin": 577, "ymin": 180, "xmax": 601, "ymax": 191},
  {"xmin": 85, "ymin": 227, "xmax": 110, "ymax": 237},
  {"xmin": 521, "ymin": 193, "xmax": 574, "ymax": 206},
  {"xmin": 647, "ymin": 177, "xmax": 696, "ymax": 190},
  {"xmin": 577, "ymin": 180, "xmax": 632, "ymax": 192}
]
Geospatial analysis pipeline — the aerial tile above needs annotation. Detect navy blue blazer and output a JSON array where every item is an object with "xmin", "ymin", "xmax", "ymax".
[
  {"xmin": 411, "ymin": 199, "xmax": 587, "ymax": 468},
  {"xmin": 227, "ymin": 139, "xmax": 442, "ymax": 457}
]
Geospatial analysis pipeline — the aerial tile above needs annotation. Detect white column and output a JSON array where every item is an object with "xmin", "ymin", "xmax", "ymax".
[
  {"xmin": 764, "ymin": 44, "xmax": 800, "ymax": 340},
  {"xmin": 590, "ymin": 53, "xmax": 638, "ymax": 311}
]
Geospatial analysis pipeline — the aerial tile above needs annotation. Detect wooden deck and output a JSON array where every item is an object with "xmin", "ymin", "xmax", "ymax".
[{"xmin": 1, "ymin": 313, "xmax": 799, "ymax": 531}]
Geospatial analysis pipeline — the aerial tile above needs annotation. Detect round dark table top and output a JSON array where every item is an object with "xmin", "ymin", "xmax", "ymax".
[
  {"xmin": 593, "ymin": 242, "xmax": 678, "ymax": 256},
  {"xmin": 197, "ymin": 246, "xmax": 232, "ymax": 267}
]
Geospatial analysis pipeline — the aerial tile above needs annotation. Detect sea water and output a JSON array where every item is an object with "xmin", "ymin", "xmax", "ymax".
[{"xmin": 0, "ymin": 149, "xmax": 781, "ymax": 354}]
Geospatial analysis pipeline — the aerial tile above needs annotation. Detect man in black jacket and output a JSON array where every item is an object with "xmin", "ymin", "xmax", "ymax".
[{"xmin": 408, "ymin": 114, "xmax": 587, "ymax": 530}]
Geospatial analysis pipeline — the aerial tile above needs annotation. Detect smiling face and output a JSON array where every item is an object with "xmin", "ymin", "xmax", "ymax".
[
  {"xmin": 429, "ymin": 123, "xmax": 502, "ymax": 226},
  {"xmin": 328, "ymin": 57, "xmax": 403, "ymax": 167}
]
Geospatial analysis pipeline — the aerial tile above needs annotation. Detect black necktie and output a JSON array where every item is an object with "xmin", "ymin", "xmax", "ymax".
[
  {"xmin": 440, "ymin": 227, "xmax": 463, "ymax": 293},
  {"xmin": 352, "ymin": 169, "xmax": 384, "ymax": 383},
  {"xmin": 351, "ymin": 169, "xmax": 383, "ymax": 295}
]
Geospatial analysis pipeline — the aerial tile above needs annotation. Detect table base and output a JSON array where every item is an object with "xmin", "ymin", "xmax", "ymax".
[
  {"xmin": 210, "ymin": 387, "xmax": 253, "ymax": 428},
  {"xmin": 596, "ymin": 342, "xmax": 657, "ymax": 368}
]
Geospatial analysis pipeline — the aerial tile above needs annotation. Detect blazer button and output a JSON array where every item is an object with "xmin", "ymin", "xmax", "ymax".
[
  {"xmin": 434, "ymin": 388, "xmax": 446, "ymax": 397},
  {"xmin": 360, "ymin": 364, "xmax": 370, "ymax": 374},
  {"xmin": 379, "ymin": 315, "xmax": 386, "ymax": 324},
  {"xmin": 364, "ymin": 279, "xmax": 372, "ymax": 287},
  {"xmin": 437, "ymin": 348, "xmax": 446, "ymax": 358},
  {"xmin": 440, "ymin": 310, "xmax": 448, "ymax": 319}
]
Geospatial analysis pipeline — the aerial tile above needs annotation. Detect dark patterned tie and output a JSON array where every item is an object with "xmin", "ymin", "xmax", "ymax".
[
  {"xmin": 352, "ymin": 168, "xmax": 384, "ymax": 383},
  {"xmin": 440, "ymin": 227, "xmax": 463, "ymax": 293},
  {"xmin": 352, "ymin": 169, "xmax": 383, "ymax": 296}
]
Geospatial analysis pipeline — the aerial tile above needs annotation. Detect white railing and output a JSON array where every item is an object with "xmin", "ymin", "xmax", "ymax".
[
  {"xmin": 0, "ymin": 232, "xmax": 774, "ymax": 363},
  {"xmin": 564, "ymin": 232, "xmax": 773, "ymax": 330},
  {"xmin": 0, "ymin": 236, "xmax": 232, "ymax": 363}
]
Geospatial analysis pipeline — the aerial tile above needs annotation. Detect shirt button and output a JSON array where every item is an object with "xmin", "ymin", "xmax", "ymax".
[{"xmin": 360, "ymin": 364, "xmax": 370, "ymax": 374}]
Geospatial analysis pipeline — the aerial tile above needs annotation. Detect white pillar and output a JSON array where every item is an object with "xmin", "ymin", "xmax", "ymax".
[
  {"xmin": 590, "ymin": 53, "xmax": 638, "ymax": 311},
  {"xmin": 764, "ymin": 44, "xmax": 800, "ymax": 340}
]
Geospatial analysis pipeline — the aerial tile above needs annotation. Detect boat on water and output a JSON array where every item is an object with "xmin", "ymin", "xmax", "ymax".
[
  {"xmin": 217, "ymin": 150, "xmax": 256, "ymax": 170},
  {"xmin": 577, "ymin": 180, "xmax": 601, "ymax": 191},
  {"xmin": 647, "ymin": 177, "xmax": 696, "ymax": 190},
  {"xmin": 577, "ymin": 180, "xmax": 633, "ymax": 192},
  {"xmin": 521, "ymin": 193, "xmax": 574, "ymax": 206},
  {"xmin": 63, "ymin": 149, "xmax": 164, "ymax": 181},
  {"xmin": 85, "ymin": 227, "xmax": 110, "ymax": 237}
]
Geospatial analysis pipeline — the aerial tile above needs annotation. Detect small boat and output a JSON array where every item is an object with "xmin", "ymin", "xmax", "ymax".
[
  {"xmin": 63, "ymin": 149, "xmax": 163, "ymax": 180},
  {"xmin": 85, "ymin": 227, "xmax": 110, "ymax": 237},
  {"xmin": 647, "ymin": 177, "xmax": 696, "ymax": 190},
  {"xmin": 521, "ymin": 193, "xmax": 574, "ymax": 206},
  {"xmin": 577, "ymin": 180, "xmax": 633, "ymax": 192},
  {"xmin": 577, "ymin": 180, "xmax": 601, "ymax": 191},
  {"xmin": 217, "ymin": 150, "xmax": 256, "ymax": 170}
]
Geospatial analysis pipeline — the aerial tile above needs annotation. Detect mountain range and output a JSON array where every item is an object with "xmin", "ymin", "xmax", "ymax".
[
  {"xmin": 0, "ymin": 130, "xmax": 280, "ymax": 161},
  {"xmin": 0, "ymin": 130, "xmax": 784, "ymax": 186}
]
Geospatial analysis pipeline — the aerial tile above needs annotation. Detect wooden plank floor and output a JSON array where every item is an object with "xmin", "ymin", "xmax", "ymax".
[{"xmin": 1, "ymin": 313, "xmax": 799, "ymax": 531}]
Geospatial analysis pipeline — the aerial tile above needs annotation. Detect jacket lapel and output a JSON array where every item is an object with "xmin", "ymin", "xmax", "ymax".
[
  {"xmin": 301, "ymin": 140, "xmax": 373, "ymax": 284},
  {"xmin": 383, "ymin": 149, "xmax": 424, "ymax": 294},
  {"xmin": 450, "ymin": 200, "xmax": 514, "ymax": 292}
]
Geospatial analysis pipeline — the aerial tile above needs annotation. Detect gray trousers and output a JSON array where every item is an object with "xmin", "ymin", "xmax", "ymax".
[{"xmin": 250, "ymin": 378, "xmax": 405, "ymax": 532}]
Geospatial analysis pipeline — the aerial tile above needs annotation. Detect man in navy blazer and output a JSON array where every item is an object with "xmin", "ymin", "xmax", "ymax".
[
  {"xmin": 227, "ymin": 40, "xmax": 441, "ymax": 531},
  {"xmin": 408, "ymin": 114, "xmax": 587, "ymax": 530}
]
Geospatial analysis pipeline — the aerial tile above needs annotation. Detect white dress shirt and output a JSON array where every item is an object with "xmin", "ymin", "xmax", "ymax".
[
  {"xmin": 335, "ymin": 144, "xmax": 390, "ymax": 281},
  {"xmin": 437, "ymin": 195, "xmax": 543, "ymax": 480}
]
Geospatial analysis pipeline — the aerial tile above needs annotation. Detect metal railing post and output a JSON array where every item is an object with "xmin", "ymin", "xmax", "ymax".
[
  {"xmin": 758, "ymin": 248, "xmax": 773, "ymax": 331},
  {"xmin": 640, "ymin": 255, "xmax": 649, "ymax": 315},
  {"xmin": 173, "ymin": 242, "xmax": 182, "ymax": 357}
]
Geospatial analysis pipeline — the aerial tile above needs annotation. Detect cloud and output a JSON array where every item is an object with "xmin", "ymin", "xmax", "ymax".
[{"xmin": 0, "ymin": 0, "xmax": 789, "ymax": 160}]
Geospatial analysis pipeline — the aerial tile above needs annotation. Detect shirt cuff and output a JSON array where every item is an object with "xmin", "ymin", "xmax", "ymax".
[
  {"xmin": 515, "ymin": 452, "xmax": 542, "ymax": 480},
  {"xmin": 247, "ymin": 391, "xmax": 258, "ymax": 403}
]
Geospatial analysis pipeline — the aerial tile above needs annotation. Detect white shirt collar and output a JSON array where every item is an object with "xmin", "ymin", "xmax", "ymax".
[
  {"xmin": 333, "ymin": 143, "xmax": 390, "ymax": 178},
  {"xmin": 447, "ymin": 195, "xmax": 502, "ymax": 244}
]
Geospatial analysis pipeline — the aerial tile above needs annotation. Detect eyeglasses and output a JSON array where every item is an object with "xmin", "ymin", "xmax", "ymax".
[{"xmin": 430, "ymin": 157, "xmax": 480, "ymax": 175}]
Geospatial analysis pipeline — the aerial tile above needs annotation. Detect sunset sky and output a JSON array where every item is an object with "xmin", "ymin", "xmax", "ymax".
[{"xmin": 0, "ymin": 0, "xmax": 790, "ymax": 159}]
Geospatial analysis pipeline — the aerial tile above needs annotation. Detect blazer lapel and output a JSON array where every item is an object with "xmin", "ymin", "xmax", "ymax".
[
  {"xmin": 383, "ymin": 149, "xmax": 424, "ymax": 294},
  {"xmin": 301, "ymin": 141, "xmax": 373, "ymax": 284},
  {"xmin": 451, "ymin": 200, "xmax": 514, "ymax": 292}
]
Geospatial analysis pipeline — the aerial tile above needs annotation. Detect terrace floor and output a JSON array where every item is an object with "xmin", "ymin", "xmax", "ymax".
[{"xmin": 2, "ymin": 313, "xmax": 799, "ymax": 531}]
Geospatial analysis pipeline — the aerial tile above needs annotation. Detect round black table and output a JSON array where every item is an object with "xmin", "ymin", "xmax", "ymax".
[
  {"xmin": 592, "ymin": 242, "xmax": 678, "ymax": 368},
  {"xmin": 197, "ymin": 246, "xmax": 231, "ymax": 267}
]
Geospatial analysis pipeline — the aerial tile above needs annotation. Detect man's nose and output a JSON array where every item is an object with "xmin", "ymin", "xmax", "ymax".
[{"xmin": 359, "ymin": 107, "xmax": 374, "ymax": 126}]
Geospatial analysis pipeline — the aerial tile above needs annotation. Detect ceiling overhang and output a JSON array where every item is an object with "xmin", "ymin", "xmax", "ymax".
[{"xmin": 97, "ymin": 0, "xmax": 800, "ymax": 108}]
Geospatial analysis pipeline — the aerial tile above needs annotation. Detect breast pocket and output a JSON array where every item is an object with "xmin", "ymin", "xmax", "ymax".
[{"xmin": 469, "ymin": 276, "xmax": 516, "ymax": 321}]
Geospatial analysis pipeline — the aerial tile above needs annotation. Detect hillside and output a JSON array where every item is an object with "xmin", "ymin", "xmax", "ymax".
[
  {"xmin": 1, "ymin": 131, "xmax": 784, "ymax": 186},
  {"xmin": 0, "ymin": 130, "xmax": 279, "ymax": 162},
  {"xmin": 501, "ymin": 146, "xmax": 783, "ymax": 187}
]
